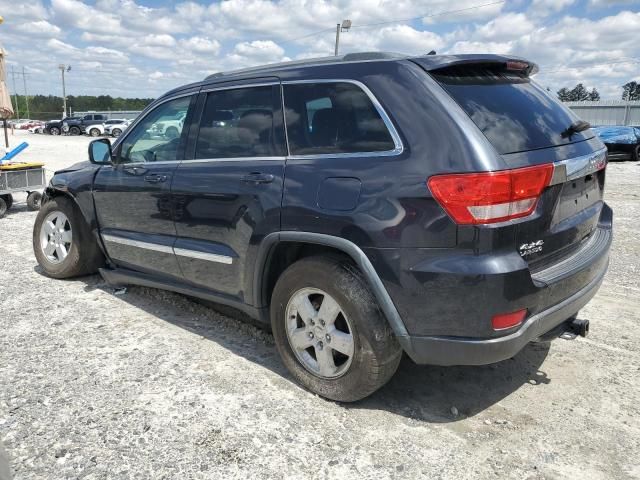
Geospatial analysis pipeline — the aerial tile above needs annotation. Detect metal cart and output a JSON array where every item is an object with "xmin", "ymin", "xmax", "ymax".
[{"xmin": 0, "ymin": 162, "xmax": 45, "ymax": 218}]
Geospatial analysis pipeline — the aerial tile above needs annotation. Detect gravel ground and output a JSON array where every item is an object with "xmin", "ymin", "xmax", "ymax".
[{"xmin": 1, "ymin": 131, "xmax": 639, "ymax": 479}]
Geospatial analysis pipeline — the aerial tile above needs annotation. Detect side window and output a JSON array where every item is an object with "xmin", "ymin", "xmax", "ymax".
[
  {"xmin": 283, "ymin": 82, "xmax": 396, "ymax": 155},
  {"xmin": 83, "ymin": 115, "xmax": 92, "ymax": 121},
  {"xmin": 195, "ymin": 86, "xmax": 280, "ymax": 159},
  {"xmin": 118, "ymin": 96, "xmax": 192, "ymax": 164}
]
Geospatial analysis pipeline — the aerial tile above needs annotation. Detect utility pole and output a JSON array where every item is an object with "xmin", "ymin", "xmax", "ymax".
[
  {"xmin": 334, "ymin": 19, "xmax": 352, "ymax": 56},
  {"xmin": 59, "ymin": 64, "xmax": 68, "ymax": 118},
  {"xmin": 10, "ymin": 66, "xmax": 19, "ymax": 119},
  {"xmin": 22, "ymin": 66, "xmax": 29, "ymax": 118}
]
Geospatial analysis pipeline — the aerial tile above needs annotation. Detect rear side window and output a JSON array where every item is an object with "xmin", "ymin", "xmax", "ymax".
[
  {"xmin": 195, "ymin": 86, "xmax": 282, "ymax": 159},
  {"xmin": 283, "ymin": 82, "xmax": 396, "ymax": 155},
  {"xmin": 432, "ymin": 66, "xmax": 593, "ymax": 155}
]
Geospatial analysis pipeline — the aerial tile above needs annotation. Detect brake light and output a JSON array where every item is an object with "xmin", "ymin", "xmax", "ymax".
[
  {"xmin": 427, "ymin": 164, "xmax": 553, "ymax": 225},
  {"xmin": 492, "ymin": 309, "xmax": 527, "ymax": 330}
]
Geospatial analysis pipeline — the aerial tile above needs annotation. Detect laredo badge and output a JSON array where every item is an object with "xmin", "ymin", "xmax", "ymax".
[{"xmin": 519, "ymin": 240, "xmax": 544, "ymax": 257}]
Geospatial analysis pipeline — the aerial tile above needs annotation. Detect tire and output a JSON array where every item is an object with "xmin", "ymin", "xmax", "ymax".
[
  {"xmin": 165, "ymin": 126, "xmax": 179, "ymax": 139},
  {"xmin": 271, "ymin": 256, "xmax": 402, "ymax": 402},
  {"xmin": 33, "ymin": 196, "xmax": 104, "ymax": 278},
  {"xmin": 0, "ymin": 197, "xmax": 6, "ymax": 219},
  {"xmin": 26, "ymin": 191, "xmax": 42, "ymax": 211},
  {"xmin": 89, "ymin": 128, "xmax": 101, "ymax": 137},
  {"xmin": 69, "ymin": 126, "xmax": 81, "ymax": 135},
  {"xmin": 49, "ymin": 127, "xmax": 60, "ymax": 136},
  {"xmin": 111, "ymin": 128, "xmax": 122, "ymax": 137},
  {"xmin": 633, "ymin": 145, "xmax": 640, "ymax": 162},
  {"xmin": 0, "ymin": 194, "xmax": 13, "ymax": 210}
]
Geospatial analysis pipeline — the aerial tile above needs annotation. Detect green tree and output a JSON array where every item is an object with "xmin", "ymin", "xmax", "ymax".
[
  {"xmin": 588, "ymin": 88, "xmax": 600, "ymax": 101},
  {"xmin": 622, "ymin": 81, "xmax": 640, "ymax": 101}
]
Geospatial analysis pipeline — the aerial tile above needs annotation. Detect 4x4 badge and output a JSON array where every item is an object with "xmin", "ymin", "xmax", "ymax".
[{"xmin": 519, "ymin": 240, "xmax": 544, "ymax": 257}]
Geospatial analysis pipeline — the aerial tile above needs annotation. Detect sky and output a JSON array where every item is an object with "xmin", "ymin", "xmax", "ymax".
[{"xmin": 0, "ymin": 0, "xmax": 638, "ymax": 100}]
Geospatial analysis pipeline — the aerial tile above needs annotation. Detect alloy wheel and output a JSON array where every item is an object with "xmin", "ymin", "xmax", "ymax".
[
  {"xmin": 39, "ymin": 211, "xmax": 72, "ymax": 264},
  {"xmin": 285, "ymin": 288, "xmax": 355, "ymax": 379}
]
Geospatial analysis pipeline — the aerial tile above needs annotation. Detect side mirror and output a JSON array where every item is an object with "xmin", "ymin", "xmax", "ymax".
[{"xmin": 88, "ymin": 138, "xmax": 113, "ymax": 164}]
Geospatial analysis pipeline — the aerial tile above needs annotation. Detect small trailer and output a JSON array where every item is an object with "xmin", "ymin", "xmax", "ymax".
[{"xmin": 0, "ymin": 162, "xmax": 45, "ymax": 218}]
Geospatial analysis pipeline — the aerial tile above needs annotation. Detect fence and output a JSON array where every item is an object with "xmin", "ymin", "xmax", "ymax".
[
  {"xmin": 71, "ymin": 110, "xmax": 142, "ymax": 120},
  {"xmin": 565, "ymin": 100, "xmax": 640, "ymax": 126}
]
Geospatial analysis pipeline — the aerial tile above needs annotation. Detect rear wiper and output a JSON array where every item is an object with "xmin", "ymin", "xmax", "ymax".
[{"xmin": 562, "ymin": 120, "xmax": 591, "ymax": 138}]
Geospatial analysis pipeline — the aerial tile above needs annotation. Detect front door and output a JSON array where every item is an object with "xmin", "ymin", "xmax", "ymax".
[
  {"xmin": 171, "ymin": 82, "xmax": 286, "ymax": 302},
  {"xmin": 93, "ymin": 94, "xmax": 196, "ymax": 279}
]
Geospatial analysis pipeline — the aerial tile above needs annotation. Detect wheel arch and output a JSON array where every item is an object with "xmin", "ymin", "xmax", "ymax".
[{"xmin": 254, "ymin": 231, "xmax": 409, "ymax": 339}]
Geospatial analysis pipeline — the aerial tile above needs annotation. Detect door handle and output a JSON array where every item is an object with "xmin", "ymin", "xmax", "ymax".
[
  {"xmin": 144, "ymin": 174, "xmax": 168, "ymax": 184},
  {"xmin": 241, "ymin": 173, "xmax": 275, "ymax": 185}
]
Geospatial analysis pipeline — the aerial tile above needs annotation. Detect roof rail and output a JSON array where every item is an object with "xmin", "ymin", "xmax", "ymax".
[{"xmin": 204, "ymin": 51, "xmax": 407, "ymax": 81}]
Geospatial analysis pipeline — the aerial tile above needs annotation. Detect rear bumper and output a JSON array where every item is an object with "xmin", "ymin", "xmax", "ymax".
[
  {"xmin": 370, "ymin": 203, "xmax": 612, "ymax": 365},
  {"xmin": 399, "ymin": 262, "xmax": 607, "ymax": 365}
]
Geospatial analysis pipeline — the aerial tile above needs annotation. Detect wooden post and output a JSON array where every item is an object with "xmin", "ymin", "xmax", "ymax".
[{"xmin": 2, "ymin": 118, "xmax": 8, "ymax": 148}]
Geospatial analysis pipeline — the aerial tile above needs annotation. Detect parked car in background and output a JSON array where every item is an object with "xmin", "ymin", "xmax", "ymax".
[
  {"xmin": 45, "ymin": 117, "xmax": 80, "ymax": 135},
  {"xmin": 104, "ymin": 119, "xmax": 132, "ymax": 137},
  {"xmin": 147, "ymin": 111, "xmax": 185, "ymax": 139},
  {"xmin": 64, "ymin": 114, "xmax": 108, "ymax": 135},
  {"xmin": 33, "ymin": 52, "xmax": 612, "ymax": 402},
  {"xmin": 27, "ymin": 122, "xmax": 45, "ymax": 134},
  {"xmin": 592, "ymin": 126, "xmax": 640, "ymax": 161},
  {"xmin": 85, "ymin": 119, "xmax": 128, "ymax": 137},
  {"xmin": 10, "ymin": 119, "xmax": 34, "ymax": 129}
]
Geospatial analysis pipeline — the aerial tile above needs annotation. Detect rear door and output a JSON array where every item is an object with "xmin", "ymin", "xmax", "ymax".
[
  {"xmin": 170, "ymin": 80, "xmax": 287, "ymax": 302},
  {"xmin": 93, "ymin": 94, "xmax": 196, "ymax": 279},
  {"xmin": 427, "ymin": 62, "xmax": 607, "ymax": 269}
]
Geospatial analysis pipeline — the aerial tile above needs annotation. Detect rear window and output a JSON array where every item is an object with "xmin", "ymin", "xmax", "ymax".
[
  {"xmin": 283, "ymin": 82, "xmax": 396, "ymax": 155},
  {"xmin": 432, "ymin": 66, "xmax": 593, "ymax": 155}
]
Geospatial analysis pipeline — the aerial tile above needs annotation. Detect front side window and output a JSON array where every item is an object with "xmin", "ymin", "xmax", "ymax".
[
  {"xmin": 283, "ymin": 82, "xmax": 396, "ymax": 155},
  {"xmin": 118, "ymin": 96, "xmax": 191, "ymax": 163},
  {"xmin": 195, "ymin": 86, "xmax": 280, "ymax": 159}
]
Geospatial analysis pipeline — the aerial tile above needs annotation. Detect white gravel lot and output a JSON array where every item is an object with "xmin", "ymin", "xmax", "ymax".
[{"xmin": 1, "ymin": 130, "xmax": 639, "ymax": 479}]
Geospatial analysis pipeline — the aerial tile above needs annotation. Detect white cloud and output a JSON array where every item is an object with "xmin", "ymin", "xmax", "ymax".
[
  {"xmin": 179, "ymin": 37, "xmax": 221, "ymax": 55},
  {"xmin": 51, "ymin": 0, "xmax": 122, "ymax": 34},
  {"xmin": 13, "ymin": 20, "xmax": 63, "ymax": 38},
  {"xmin": 475, "ymin": 13, "xmax": 536, "ymax": 41}
]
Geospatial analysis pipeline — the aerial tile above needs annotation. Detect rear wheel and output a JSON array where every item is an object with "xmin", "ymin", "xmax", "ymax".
[
  {"xmin": 271, "ymin": 256, "xmax": 402, "ymax": 402},
  {"xmin": 27, "ymin": 191, "xmax": 42, "ymax": 210},
  {"xmin": 633, "ymin": 145, "xmax": 640, "ymax": 162},
  {"xmin": 165, "ymin": 126, "xmax": 178, "ymax": 139},
  {"xmin": 111, "ymin": 128, "xmax": 122, "ymax": 137},
  {"xmin": 49, "ymin": 127, "xmax": 60, "ymax": 136},
  {"xmin": 0, "ymin": 197, "xmax": 6, "ymax": 218},
  {"xmin": 69, "ymin": 126, "xmax": 81, "ymax": 135},
  {"xmin": 33, "ymin": 196, "xmax": 104, "ymax": 278}
]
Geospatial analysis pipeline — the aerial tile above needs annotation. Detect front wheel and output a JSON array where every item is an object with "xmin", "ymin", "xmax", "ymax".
[
  {"xmin": 33, "ymin": 196, "xmax": 104, "ymax": 278},
  {"xmin": 49, "ymin": 127, "xmax": 60, "ymax": 136},
  {"xmin": 633, "ymin": 145, "xmax": 640, "ymax": 162},
  {"xmin": 69, "ymin": 126, "xmax": 81, "ymax": 135},
  {"xmin": 89, "ymin": 128, "xmax": 101, "ymax": 137},
  {"xmin": 111, "ymin": 128, "xmax": 122, "ymax": 137},
  {"xmin": 271, "ymin": 256, "xmax": 402, "ymax": 402}
]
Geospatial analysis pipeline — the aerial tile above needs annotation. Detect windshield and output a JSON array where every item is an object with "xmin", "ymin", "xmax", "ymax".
[{"xmin": 432, "ymin": 67, "xmax": 593, "ymax": 155}]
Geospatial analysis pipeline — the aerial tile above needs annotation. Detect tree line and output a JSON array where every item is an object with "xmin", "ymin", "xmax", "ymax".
[
  {"xmin": 9, "ymin": 94, "xmax": 154, "ymax": 120},
  {"xmin": 557, "ymin": 81, "xmax": 639, "ymax": 102}
]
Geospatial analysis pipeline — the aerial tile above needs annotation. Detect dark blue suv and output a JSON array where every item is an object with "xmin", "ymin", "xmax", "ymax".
[{"xmin": 33, "ymin": 53, "xmax": 612, "ymax": 401}]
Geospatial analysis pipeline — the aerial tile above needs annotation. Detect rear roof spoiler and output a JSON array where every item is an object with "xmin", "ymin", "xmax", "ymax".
[{"xmin": 411, "ymin": 54, "xmax": 539, "ymax": 76}]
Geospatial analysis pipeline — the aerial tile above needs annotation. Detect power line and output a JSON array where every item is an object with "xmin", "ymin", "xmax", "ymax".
[
  {"xmin": 279, "ymin": 0, "xmax": 505, "ymax": 45},
  {"xmin": 350, "ymin": 1, "xmax": 505, "ymax": 30}
]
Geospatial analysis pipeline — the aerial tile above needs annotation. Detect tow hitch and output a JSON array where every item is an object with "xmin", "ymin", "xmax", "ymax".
[{"xmin": 569, "ymin": 318, "xmax": 589, "ymax": 337}]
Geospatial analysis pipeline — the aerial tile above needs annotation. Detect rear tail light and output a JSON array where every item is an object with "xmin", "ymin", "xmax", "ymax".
[
  {"xmin": 492, "ymin": 309, "xmax": 527, "ymax": 330},
  {"xmin": 427, "ymin": 164, "xmax": 553, "ymax": 225}
]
